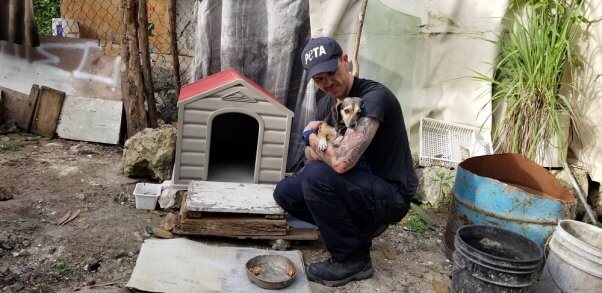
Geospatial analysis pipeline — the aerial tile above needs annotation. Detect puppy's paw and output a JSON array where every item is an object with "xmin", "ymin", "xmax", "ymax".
[{"xmin": 318, "ymin": 139, "xmax": 328, "ymax": 151}]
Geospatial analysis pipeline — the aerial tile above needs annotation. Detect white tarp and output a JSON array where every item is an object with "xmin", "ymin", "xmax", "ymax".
[
  {"xmin": 568, "ymin": 1, "xmax": 602, "ymax": 181},
  {"xmin": 308, "ymin": 0, "xmax": 509, "ymax": 155}
]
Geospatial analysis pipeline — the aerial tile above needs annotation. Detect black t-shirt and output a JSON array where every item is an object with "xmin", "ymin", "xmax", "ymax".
[{"xmin": 315, "ymin": 76, "xmax": 418, "ymax": 199}]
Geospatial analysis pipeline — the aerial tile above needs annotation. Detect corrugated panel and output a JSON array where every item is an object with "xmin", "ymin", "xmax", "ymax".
[
  {"xmin": 263, "ymin": 130, "xmax": 286, "ymax": 144},
  {"xmin": 181, "ymin": 138, "xmax": 206, "ymax": 152},
  {"xmin": 180, "ymin": 151, "xmax": 205, "ymax": 166},
  {"xmin": 183, "ymin": 109, "xmax": 212, "ymax": 123},
  {"xmin": 262, "ymin": 143, "xmax": 284, "ymax": 157},
  {"xmin": 259, "ymin": 170, "xmax": 283, "ymax": 183},
  {"xmin": 182, "ymin": 124, "xmax": 207, "ymax": 139},
  {"xmin": 260, "ymin": 157, "xmax": 283, "ymax": 170},
  {"xmin": 179, "ymin": 166, "xmax": 205, "ymax": 179}
]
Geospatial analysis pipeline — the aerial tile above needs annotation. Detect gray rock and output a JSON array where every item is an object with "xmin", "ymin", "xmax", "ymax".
[
  {"xmin": 590, "ymin": 184, "xmax": 602, "ymax": 216},
  {"xmin": 0, "ymin": 119, "xmax": 18, "ymax": 134},
  {"xmin": 69, "ymin": 144, "xmax": 98, "ymax": 155},
  {"xmin": 158, "ymin": 187, "xmax": 184, "ymax": 210},
  {"xmin": 415, "ymin": 166, "xmax": 455, "ymax": 210},
  {"xmin": 550, "ymin": 165, "xmax": 588, "ymax": 216},
  {"xmin": 123, "ymin": 125, "xmax": 177, "ymax": 181}
]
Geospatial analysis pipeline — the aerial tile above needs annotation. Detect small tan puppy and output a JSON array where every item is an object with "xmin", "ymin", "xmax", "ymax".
[{"xmin": 317, "ymin": 97, "xmax": 363, "ymax": 151}]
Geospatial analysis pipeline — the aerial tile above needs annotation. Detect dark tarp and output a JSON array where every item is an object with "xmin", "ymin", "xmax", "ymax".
[
  {"xmin": 191, "ymin": 0, "xmax": 311, "ymax": 173},
  {"xmin": 0, "ymin": 0, "xmax": 40, "ymax": 46}
]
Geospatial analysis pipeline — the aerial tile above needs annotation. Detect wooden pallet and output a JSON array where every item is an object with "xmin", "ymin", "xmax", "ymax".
[{"xmin": 173, "ymin": 182, "xmax": 318, "ymax": 240}]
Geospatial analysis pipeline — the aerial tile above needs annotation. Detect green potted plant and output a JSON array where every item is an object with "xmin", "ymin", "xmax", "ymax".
[{"xmin": 477, "ymin": 0, "xmax": 588, "ymax": 167}]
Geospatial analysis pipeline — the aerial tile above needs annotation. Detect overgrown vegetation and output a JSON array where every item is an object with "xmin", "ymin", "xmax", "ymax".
[
  {"xmin": 33, "ymin": 0, "xmax": 61, "ymax": 36},
  {"xmin": 154, "ymin": 69, "xmax": 179, "ymax": 123},
  {"xmin": 404, "ymin": 203, "xmax": 432, "ymax": 233},
  {"xmin": 476, "ymin": 0, "xmax": 590, "ymax": 160},
  {"xmin": 0, "ymin": 141, "xmax": 25, "ymax": 153},
  {"xmin": 53, "ymin": 259, "xmax": 71, "ymax": 277}
]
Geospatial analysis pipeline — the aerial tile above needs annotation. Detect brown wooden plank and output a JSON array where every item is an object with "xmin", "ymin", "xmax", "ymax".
[
  {"xmin": 20, "ymin": 85, "xmax": 41, "ymax": 131},
  {"xmin": 30, "ymin": 86, "xmax": 65, "ymax": 137},
  {"xmin": 0, "ymin": 86, "xmax": 28, "ymax": 127},
  {"xmin": 178, "ymin": 216, "xmax": 287, "ymax": 237},
  {"xmin": 265, "ymin": 214, "xmax": 285, "ymax": 219}
]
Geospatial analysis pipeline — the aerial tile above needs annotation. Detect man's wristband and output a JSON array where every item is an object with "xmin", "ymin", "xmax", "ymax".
[{"xmin": 302, "ymin": 129, "xmax": 315, "ymax": 146}]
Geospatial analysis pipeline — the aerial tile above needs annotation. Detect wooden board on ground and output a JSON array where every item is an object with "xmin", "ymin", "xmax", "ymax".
[
  {"xmin": 56, "ymin": 96, "xmax": 123, "ymax": 144},
  {"xmin": 175, "ymin": 192, "xmax": 318, "ymax": 240},
  {"xmin": 30, "ymin": 86, "xmax": 65, "ymax": 137},
  {"xmin": 186, "ymin": 181, "xmax": 284, "ymax": 216},
  {"xmin": 20, "ymin": 85, "xmax": 41, "ymax": 130},
  {"xmin": 0, "ymin": 86, "xmax": 28, "ymax": 126},
  {"xmin": 178, "ymin": 215, "xmax": 288, "ymax": 237}
]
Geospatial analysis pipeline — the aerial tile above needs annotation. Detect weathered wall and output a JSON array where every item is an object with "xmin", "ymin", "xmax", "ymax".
[{"xmin": 308, "ymin": 0, "xmax": 509, "ymax": 151}]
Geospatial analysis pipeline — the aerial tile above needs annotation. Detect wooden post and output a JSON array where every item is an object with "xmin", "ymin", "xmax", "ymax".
[
  {"xmin": 168, "ymin": 0, "xmax": 182, "ymax": 94},
  {"xmin": 122, "ymin": 0, "xmax": 148, "ymax": 137},
  {"xmin": 352, "ymin": 0, "xmax": 368, "ymax": 77},
  {"xmin": 138, "ymin": 0, "xmax": 159, "ymax": 128}
]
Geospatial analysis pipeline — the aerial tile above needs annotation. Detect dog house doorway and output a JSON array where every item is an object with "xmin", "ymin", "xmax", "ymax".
[{"xmin": 207, "ymin": 112, "xmax": 259, "ymax": 183}]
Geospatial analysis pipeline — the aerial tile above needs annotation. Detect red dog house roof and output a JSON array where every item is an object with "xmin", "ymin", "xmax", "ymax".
[{"xmin": 178, "ymin": 68, "xmax": 284, "ymax": 106}]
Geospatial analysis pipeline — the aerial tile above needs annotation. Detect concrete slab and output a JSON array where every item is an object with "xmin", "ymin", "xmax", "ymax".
[
  {"xmin": 56, "ymin": 95, "xmax": 122, "ymax": 144},
  {"xmin": 126, "ymin": 238, "xmax": 311, "ymax": 293}
]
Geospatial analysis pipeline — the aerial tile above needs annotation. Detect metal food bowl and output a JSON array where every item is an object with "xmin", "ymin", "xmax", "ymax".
[{"xmin": 245, "ymin": 255, "xmax": 297, "ymax": 290}]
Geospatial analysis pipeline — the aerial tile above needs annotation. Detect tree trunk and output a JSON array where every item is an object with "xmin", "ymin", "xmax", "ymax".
[
  {"xmin": 138, "ymin": 0, "xmax": 158, "ymax": 128},
  {"xmin": 123, "ymin": 0, "xmax": 147, "ymax": 137},
  {"xmin": 168, "ymin": 0, "xmax": 181, "ymax": 94}
]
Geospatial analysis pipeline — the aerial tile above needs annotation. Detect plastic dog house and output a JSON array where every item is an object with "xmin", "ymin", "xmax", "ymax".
[{"xmin": 172, "ymin": 69, "xmax": 294, "ymax": 187}]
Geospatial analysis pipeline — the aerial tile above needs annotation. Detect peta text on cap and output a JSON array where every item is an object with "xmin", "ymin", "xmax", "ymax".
[{"xmin": 301, "ymin": 37, "xmax": 343, "ymax": 80}]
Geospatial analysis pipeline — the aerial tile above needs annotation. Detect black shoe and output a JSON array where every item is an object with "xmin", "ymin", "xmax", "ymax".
[{"xmin": 306, "ymin": 256, "xmax": 373, "ymax": 287}]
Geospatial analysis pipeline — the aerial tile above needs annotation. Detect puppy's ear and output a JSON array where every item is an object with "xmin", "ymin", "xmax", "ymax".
[
  {"xmin": 335, "ymin": 100, "xmax": 343, "ymax": 117},
  {"xmin": 352, "ymin": 97, "xmax": 363, "ymax": 112}
]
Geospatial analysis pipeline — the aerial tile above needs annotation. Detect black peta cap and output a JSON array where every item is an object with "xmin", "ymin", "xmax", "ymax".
[{"xmin": 301, "ymin": 37, "xmax": 343, "ymax": 80}]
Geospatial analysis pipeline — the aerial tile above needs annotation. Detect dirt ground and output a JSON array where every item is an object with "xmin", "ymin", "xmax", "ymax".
[{"xmin": 0, "ymin": 133, "xmax": 452, "ymax": 293}]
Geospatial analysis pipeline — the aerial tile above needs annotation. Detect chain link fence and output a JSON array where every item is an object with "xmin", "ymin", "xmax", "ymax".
[{"xmin": 35, "ymin": 0, "xmax": 196, "ymax": 122}]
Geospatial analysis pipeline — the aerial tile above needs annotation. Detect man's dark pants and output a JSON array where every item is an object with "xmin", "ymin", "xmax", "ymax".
[{"xmin": 273, "ymin": 162, "xmax": 410, "ymax": 262}]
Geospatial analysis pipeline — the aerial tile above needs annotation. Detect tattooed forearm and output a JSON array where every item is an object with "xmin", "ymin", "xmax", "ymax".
[{"xmin": 335, "ymin": 146, "xmax": 349, "ymax": 160}]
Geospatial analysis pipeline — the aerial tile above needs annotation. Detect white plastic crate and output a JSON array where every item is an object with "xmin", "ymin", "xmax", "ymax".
[
  {"xmin": 134, "ymin": 183, "xmax": 162, "ymax": 210},
  {"xmin": 419, "ymin": 117, "xmax": 492, "ymax": 167}
]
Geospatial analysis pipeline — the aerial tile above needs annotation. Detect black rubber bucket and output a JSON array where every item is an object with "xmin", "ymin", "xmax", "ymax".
[{"xmin": 452, "ymin": 225, "xmax": 543, "ymax": 292}]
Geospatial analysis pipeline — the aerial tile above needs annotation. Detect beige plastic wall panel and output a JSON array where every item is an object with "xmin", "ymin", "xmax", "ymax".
[
  {"xmin": 189, "ymin": 98, "xmax": 289, "ymax": 118},
  {"xmin": 182, "ymin": 109, "xmax": 212, "ymax": 123},
  {"xmin": 260, "ymin": 157, "xmax": 284, "ymax": 170},
  {"xmin": 179, "ymin": 166, "xmax": 205, "ymax": 180},
  {"xmin": 262, "ymin": 116, "xmax": 289, "ymax": 131},
  {"xmin": 262, "ymin": 143, "xmax": 285, "ymax": 157},
  {"xmin": 180, "ymin": 152, "xmax": 206, "ymax": 166},
  {"xmin": 181, "ymin": 138, "xmax": 207, "ymax": 152},
  {"xmin": 182, "ymin": 124, "xmax": 208, "ymax": 139},
  {"xmin": 263, "ymin": 130, "xmax": 286, "ymax": 144},
  {"xmin": 259, "ymin": 170, "xmax": 283, "ymax": 183}
]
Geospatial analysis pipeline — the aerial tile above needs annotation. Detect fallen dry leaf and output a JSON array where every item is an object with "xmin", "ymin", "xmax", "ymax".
[
  {"xmin": 152, "ymin": 226, "xmax": 173, "ymax": 239},
  {"xmin": 56, "ymin": 211, "xmax": 72, "ymax": 225},
  {"xmin": 60, "ymin": 209, "xmax": 80, "ymax": 226}
]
